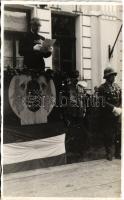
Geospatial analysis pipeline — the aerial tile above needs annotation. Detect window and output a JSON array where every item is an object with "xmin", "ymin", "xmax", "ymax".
[
  {"xmin": 4, "ymin": 7, "xmax": 30, "ymax": 69},
  {"xmin": 52, "ymin": 13, "xmax": 76, "ymax": 77}
]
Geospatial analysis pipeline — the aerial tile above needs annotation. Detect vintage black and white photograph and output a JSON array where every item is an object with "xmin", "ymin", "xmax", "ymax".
[{"xmin": 1, "ymin": 1, "xmax": 123, "ymax": 199}]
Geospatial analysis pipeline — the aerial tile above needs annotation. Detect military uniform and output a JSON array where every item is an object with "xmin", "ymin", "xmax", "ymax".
[
  {"xmin": 98, "ymin": 73, "xmax": 121, "ymax": 160},
  {"xmin": 65, "ymin": 83, "xmax": 89, "ymax": 163}
]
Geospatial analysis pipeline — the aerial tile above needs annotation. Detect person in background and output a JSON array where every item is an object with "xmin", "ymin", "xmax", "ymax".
[
  {"xmin": 65, "ymin": 80, "xmax": 89, "ymax": 163},
  {"xmin": 19, "ymin": 17, "xmax": 53, "ymax": 72},
  {"xmin": 98, "ymin": 67, "xmax": 121, "ymax": 161}
]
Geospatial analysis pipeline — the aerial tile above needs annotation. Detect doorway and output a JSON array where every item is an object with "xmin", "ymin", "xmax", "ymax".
[{"xmin": 52, "ymin": 13, "xmax": 76, "ymax": 77}]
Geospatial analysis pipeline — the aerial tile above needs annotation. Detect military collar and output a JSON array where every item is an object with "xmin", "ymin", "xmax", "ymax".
[{"xmin": 105, "ymin": 81, "xmax": 115, "ymax": 87}]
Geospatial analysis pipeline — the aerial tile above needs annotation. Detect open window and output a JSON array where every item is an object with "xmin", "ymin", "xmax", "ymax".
[{"xmin": 4, "ymin": 7, "xmax": 31, "ymax": 69}]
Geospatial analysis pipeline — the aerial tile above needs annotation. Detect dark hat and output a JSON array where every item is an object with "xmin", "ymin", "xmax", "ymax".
[
  {"xmin": 103, "ymin": 67, "xmax": 117, "ymax": 79},
  {"xmin": 30, "ymin": 18, "xmax": 41, "ymax": 26}
]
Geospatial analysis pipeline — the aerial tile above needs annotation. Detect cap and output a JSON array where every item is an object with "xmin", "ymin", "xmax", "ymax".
[{"xmin": 77, "ymin": 81, "xmax": 87, "ymax": 88}]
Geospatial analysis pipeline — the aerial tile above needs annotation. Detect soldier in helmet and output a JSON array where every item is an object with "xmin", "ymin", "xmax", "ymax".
[
  {"xmin": 19, "ymin": 17, "xmax": 53, "ymax": 72},
  {"xmin": 98, "ymin": 67, "xmax": 121, "ymax": 161}
]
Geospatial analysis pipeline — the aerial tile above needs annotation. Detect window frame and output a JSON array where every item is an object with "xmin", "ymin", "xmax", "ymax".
[
  {"xmin": 4, "ymin": 7, "xmax": 31, "ymax": 68},
  {"xmin": 52, "ymin": 12, "xmax": 76, "ymax": 76}
]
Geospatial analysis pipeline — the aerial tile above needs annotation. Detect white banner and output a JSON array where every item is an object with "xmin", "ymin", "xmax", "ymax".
[{"xmin": 3, "ymin": 134, "xmax": 65, "ymax": 165}]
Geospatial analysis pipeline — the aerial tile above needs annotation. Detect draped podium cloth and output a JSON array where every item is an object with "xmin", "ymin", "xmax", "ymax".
[
  {"xmin": 3, "ymin": 132, "xmax": 66, "ymax": 174},
  {"xmin": 4, "ymin": 73, "xmax": 66, "ymax": 174}
]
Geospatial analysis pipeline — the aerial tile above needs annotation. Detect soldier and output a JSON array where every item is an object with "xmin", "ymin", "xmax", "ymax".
[
  {"xmin": 19, "ymin": 18, "xmax": 53, "ymax": 72},
  {"xmin": 65, "ymin": 80, "xmax": 89, "ymax": 163},
  {"xmin": 98, "ymin": 67, "xmax": 121, "ymax": 161}
]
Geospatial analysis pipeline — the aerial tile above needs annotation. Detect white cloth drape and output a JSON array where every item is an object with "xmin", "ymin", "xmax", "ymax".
[{"xmin": 3, "ymin": 134, "xmax": 65, "ymax": 165}]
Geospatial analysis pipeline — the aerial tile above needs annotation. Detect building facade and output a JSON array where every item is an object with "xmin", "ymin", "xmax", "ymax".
[{"xmin": 3, "ymin": 4, "xmax": 122, "ymax": 92}]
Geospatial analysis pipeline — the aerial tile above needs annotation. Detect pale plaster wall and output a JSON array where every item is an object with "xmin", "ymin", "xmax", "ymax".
[{"xmin": 99, "ymin": 17, "xmax": 122, "ymax": 86}]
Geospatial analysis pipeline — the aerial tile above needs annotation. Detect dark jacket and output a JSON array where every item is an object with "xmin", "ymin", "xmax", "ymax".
[
  {"xmin": 19, "ymin": 32, "xmax": 52, "ymax": 71},
  {"xmin": 98, "ymin": 82, "xmax": 121, "ymax": 120}
]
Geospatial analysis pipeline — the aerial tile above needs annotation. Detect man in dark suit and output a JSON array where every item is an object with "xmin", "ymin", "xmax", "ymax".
[
  {"xmin": 19, "ymin": 18, "xmax": 53, "ymax": 72},
  {"xmin": 98, "ymin": 67, "xmax": 121, "ymax": 161}
]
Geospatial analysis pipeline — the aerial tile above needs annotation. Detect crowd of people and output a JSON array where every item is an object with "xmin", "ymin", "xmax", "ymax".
[{"xmin": 18, "ymin": 17, "xmax": 121, "ymax": 162}]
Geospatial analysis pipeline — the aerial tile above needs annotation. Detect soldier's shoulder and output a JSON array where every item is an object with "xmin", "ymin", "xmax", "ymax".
[
  {"xmin": 113, "ymin": 83, "xmax": 121, "ymax": 90},
  {"xmin": 98, "ymin": 83, "xmax": 106, "ymax": 91},
  {"xmin": 113, "ymin": 82, "xmax": 120, "ymax": 87}
]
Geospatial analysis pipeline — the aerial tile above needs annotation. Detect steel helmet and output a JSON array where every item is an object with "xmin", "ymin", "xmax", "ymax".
[{"xmin": 103, "ymin": 67, "xmax": 117, "ymax": 79}]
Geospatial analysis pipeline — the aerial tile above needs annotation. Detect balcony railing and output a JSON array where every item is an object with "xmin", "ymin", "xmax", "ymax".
[{"xmin": 4, "ymin": 57, "xmax": 23, "ymax": 70}]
